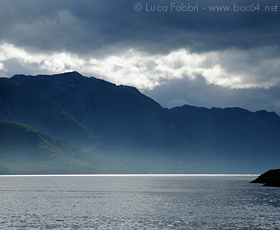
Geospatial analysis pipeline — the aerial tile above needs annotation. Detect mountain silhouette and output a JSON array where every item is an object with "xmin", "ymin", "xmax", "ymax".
[
  {"xmin": 11, "ymin": 72, "xmax": 194, "ymax": 150},
  {"xmin": 171, "ymin": 105, "xmax": 280, "ymax": 172},
  {"xmin": 0, "ymin": 72, "xmax": 279, "ymax": 173}
]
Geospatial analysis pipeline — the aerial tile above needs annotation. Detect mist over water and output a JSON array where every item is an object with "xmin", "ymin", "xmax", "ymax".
[{"xmin": 0, "ymin": 175, "xmax": 279, "ymax": 229}]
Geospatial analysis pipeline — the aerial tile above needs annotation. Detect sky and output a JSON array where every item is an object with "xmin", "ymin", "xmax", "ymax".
[{"xmin": 1, "ymin": 0, "xmax": 280, "ymax": 114}]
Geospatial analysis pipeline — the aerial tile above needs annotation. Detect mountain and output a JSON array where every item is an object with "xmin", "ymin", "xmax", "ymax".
[
  {"xmin": 2, "ymin": 71, "xmax": 279, "ymax": 173},
  {"xmin": 11, "ymin": 72, "xmax": 194, "ymax": 150},
  {"xmin": 0, "ymin": 120, "xmax": 104, "ymax": 174},
  {"xmin": 170, "ymin": 105, "xmax": 280, "ymax": 172},
  {"xmin": 0, "ymin": 78, "xmax": 113, "ymax": 152},
  {"xmin": 7, "ymin": 72, "xmax": 200, "ymax": 173}
]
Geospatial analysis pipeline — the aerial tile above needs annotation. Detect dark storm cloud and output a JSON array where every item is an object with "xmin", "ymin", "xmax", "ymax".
[{"xmin": 1, "ymin": 0, "xmax": 279, "ymax": 55}]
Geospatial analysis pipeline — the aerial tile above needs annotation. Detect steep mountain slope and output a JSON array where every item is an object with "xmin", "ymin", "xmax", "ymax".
[
  {"xmin": 171, "ymin": 105, "xmax": 280, "ymax": 171},
  {"xmin": 0, "ymin": 78, "xmax": 111, "ymax": 151},
  {"xmin": 11, "ymin": 72, "xmax": 194, "ymax": 150},
  {"xmin": 0, "ymin": 120, "xmax": 103, "ymax": 174}
]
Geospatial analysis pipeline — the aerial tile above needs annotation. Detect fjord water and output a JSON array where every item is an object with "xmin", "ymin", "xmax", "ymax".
[{"xmin": 0, "ymin": 175, "xmax": 279, "ymax": 229}]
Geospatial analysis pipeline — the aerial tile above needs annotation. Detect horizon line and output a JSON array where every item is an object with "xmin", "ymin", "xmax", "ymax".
[{"xmin": 0, "ymin": 174, "xmax": 260, "ymax": 177}]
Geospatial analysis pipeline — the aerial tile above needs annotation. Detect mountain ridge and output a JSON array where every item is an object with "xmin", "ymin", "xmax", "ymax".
[
  {"xmin": 170, "ymin": 104, "xmax": 280, "ymax": 172},
  {"xmin": 0, "ymin": 71, "xmax": 279, "ymax": 173},
  {"xmin": 11, "ymin": 72, "xmax": 195, "ymax": 150}
]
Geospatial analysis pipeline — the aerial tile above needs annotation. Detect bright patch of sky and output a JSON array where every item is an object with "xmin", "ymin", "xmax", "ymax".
[{"xmin": 1, "ymin": 43, "xmax": 280, "ymax": 92}]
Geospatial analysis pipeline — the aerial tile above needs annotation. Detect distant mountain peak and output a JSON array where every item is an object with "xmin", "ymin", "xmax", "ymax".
[
  {"xmin": 13, "ymin": 71, "xmax": 82, "ymax": 77},
  {"xmin": 50, "ymin": 71, "xmax": 84, "ymax": 78}
]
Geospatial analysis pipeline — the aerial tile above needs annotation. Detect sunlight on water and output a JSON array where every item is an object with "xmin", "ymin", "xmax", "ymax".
[
  {"xmin": 0, "ymin": 173, "xmax": 260, "ymax": 177},
  {"xmin": 0, "ymin": 175, "xmax": 278, "ymax": 229}
]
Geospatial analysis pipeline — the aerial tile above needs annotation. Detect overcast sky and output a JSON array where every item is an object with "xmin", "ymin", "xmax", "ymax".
[{"xmin": 1, "ymin": 0, "xmax": 280, "ymax": 113}]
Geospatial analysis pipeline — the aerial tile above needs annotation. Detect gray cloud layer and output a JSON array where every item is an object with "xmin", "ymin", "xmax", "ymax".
[
  {"xmin": 144, "ymin": 76, "xmax": 280, "ymax": 114},
  {"xmin": 1, "ymin": 0, "xmax": 279, "ymax": 55}
]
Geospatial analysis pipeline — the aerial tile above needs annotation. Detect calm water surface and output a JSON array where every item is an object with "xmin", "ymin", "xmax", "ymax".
[{"xmin": 0, "ymin": 175, "xmax": 279, "ymax": 229}]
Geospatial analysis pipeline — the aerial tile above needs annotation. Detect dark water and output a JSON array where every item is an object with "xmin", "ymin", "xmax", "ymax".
[{"xmin": 0, "ymin": 175, "xmax": 279, "ymax": 229}]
